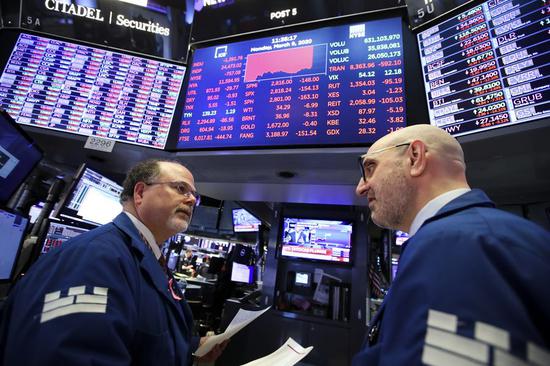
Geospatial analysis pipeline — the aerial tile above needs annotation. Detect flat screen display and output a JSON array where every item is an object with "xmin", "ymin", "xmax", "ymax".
[
  {"xmin": 189, "ymin": 205, "xmax": 220, "ymax": 230},
  {"xmin": 0, "ymin": 110, "xmax": 43, "ymax": 204},
  {"xmin": 0, "ymin": 32, "xmax": 186, "ymax": 149},
  {"xmin": 0, "ymin": 208, "xmax": 29, "ymax": 281},
  {"xmin": 231, "ymin": 262, "xmax": 254, "ymax": 284},
  {"xmin": 176, "ymin": 17, "xmax": 406, "ymax": 149},
  {"xmin": 281, "ymin": 217, "xmax": 353, "ymax": 263},
  {"xmin": 55, "ymin": 166, "xmax": 122, "ymax": 227},
  {"xmin": 417, "ymin": 0, "xmax": 550, "ymax": 137},
  {"xmin": 232, "ymin": 208, "xmax": 261, "ymax": 232},
  {"xmin": 40, "ymin": 220, "xmax": 89, "ymax": 255}
]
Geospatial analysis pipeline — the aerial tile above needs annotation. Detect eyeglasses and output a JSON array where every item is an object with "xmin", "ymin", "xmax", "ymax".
[
  {"xmin": 145, "ymin": 181, "xmax": 201, "ymax": 206},
  {"xmin": 358, "ymin": 142, "xmax": 411, "ymax": 182}
]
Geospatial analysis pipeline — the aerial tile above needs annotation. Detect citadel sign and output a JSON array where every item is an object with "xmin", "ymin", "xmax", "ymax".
[{"xmin": 42, "ymin": 0, "xmax": 170, "ymax": 36}]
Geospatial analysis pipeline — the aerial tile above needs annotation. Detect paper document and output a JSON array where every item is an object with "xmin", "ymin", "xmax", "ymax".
[
  {"xmin": 240, "ymin": 337, "xmax": 313, "ymax": 366},
  {"xmin": 194, "ymin": 306, "xmax": 271, "ymax": 357}
]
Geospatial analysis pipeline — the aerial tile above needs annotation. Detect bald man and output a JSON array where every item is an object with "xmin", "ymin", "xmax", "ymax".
[
  {"xmin": 1, "ymin": 159, "xmax": 227, "ymax": 365},
  {"xmin": 354, "ymin": 125, "xmax": 550, "ymax": 365}
]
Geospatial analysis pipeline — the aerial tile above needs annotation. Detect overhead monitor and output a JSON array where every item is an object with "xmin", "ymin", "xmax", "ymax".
[
  {"xmin": 280, "ymin": 217, "xmax": 353, "ymax": 264},
  {"xmin": 189, "ymin": 205, "xmax": 220, "ymax": 231},
  {"xmin": 0, "ymin": 207, "xmax": 29, "ymax": 282},
  {"xmin": 0, "ymin": 31, "xmax": 186, "ymax": 149},
  {"xmin": 175, "ymin": 16, "xmax": 406, "ymax": 149},
  {"xmin": 54, "ymin": 165, "xmax": 123, "ymax": 227},
  {"xmin": 232, "ymin": 208, "xmax": 261, "ymax": 232},
  {"xmin": 417, "ymin": 0, "xmax": 550, "ymax": 137},
  {"xmin": 40, "ymin": 220, "xmax": 89, "ymax": 255},
  {"xmin": 0, "ymin": 110, "xmax": 43, "ymax": 205}
]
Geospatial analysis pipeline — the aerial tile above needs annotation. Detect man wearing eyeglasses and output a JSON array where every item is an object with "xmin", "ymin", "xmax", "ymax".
[
  {"xmin": 353, "ymin": 125, "xmax": 550, "ymax": 365},
  {"xmin": 0, "ymin": 159, "xmax": 227, "ymax": 365}
]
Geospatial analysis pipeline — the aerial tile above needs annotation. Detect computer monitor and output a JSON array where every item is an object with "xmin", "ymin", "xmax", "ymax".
[
  {"xmin": 0, "ymin": 207, "xmax": 29, "ymax": 282},
  {"xmin": 280, "ymin": 217, "xmax": 353, "ymax": 264},
  {"xmin": 0, "ymin": 110, "xmax": 43, "ymax": 205},
  {"xmin": 232, "ymin": 208, "xmax": 261, "ymax": 232},
  {"xmin": 54, "ymin": 165, "xmax": 122, "ymax": 227},
  {"xmin": 416, "ymin": 0, "xmax": 550, "ymax": 137},
  {"xmin": 188, "ymin": 205, "xmax": 220, "ymax": 231},
  {"xmin": 230, "ymin": 262, "xmax": 254, "ymax": 284},
  {"xmin": 40, "ymin": 220, "xmax": 89, "ymax": 255},
  {"xmin": 174, "ymin": 16, "xmax": 406, "ymax": 150},
  {"xmin": 0, "ymin": 31, "xmax": 186, "ymax": 149}
]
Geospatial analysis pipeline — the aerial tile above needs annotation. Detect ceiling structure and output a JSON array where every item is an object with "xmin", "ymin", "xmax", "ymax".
[{"xmin": 24, "ymin": 119, "xmax": 550, "ymax": 213}]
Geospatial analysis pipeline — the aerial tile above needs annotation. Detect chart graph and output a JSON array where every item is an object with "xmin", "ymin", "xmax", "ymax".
[{"xmin": 244, "ymin": 44, "xmax": 327, "ymax": 82}]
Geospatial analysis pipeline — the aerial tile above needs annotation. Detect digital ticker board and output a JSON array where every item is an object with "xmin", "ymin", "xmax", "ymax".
[
  {"xmin": 0, "ymin": 32, "xmax": 185, "ymax": 149},
  {"xmin": 176, "ymin": 17, "xmax": 407, "ymax": 149},
  {"xmin": 417, "ymin": 0, "xmax": 550, "ymax": 136}
]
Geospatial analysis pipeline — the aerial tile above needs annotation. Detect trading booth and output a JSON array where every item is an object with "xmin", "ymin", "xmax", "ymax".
[{"xmin": 1, "ymin": 0, "xmax": 549, "ymax": 365}]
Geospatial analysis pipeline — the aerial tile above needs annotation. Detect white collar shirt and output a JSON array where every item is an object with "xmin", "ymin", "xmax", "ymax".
[{"xmin": 408, "ymin": 188, "xmax": 471, "ymax": 237}]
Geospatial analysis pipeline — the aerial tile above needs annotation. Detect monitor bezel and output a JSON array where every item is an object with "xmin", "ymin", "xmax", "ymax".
[
  {"xmin": 0, "ymin": 206, "xmax": 30, "ymax": 283},
  {"xmin": 413, "ymin": 0, "xmax": 550, "ymax": 139},
  {"xmin": 165, "ymin": 7, "xmax": 428, "ymax": 151},
  {"xmin": 0, "ymin": 28, "xmax": 186, "ymax": 151},
  {"xmin": 51, "ymin": 163, "xmax": 122, "ymax": 228}
]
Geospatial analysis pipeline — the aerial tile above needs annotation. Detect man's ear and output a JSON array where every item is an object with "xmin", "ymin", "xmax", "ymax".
[
  {"xmin": 409, "ymin": 140, "xmax": 427, "ymax": 177},
  {"xmin": 134, "ymin": 182, "xmax": 146, "ymax": 205}
]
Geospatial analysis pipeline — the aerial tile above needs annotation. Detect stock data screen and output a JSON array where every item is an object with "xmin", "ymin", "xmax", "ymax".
[
  {"xmin": 417, "ymin": 0, "xmax": 550, "ymax": 136},
  {"xmin": 0, "ymin": 33, "xmax": 186, "ymax": 149},
  {"xmin": 176, "ymin": 17, "xmax": 406, "ymax": 149}
]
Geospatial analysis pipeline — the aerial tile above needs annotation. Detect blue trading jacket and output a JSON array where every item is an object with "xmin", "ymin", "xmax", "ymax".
[
  {"xmin": 0, "ymin": 213, "xmax": 199, "ymax": 366},
  {"xmin": 353, "ymin": 189, "xmax": 550, "ymax": 365}
]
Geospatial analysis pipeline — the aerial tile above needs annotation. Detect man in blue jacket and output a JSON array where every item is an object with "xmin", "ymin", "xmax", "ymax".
[
  {"xmin": 354, "ymin": 125, "xmax": 550, "ymax": 365},
  {"xmin": 0, "ymin": 159, "xmax": 227, "ymax": 365}
]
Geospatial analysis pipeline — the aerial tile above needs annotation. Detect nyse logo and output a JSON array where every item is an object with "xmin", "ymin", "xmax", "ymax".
[
  {"xmin": 417, "ymin": 0, "xmax": 435, "ymax": 19},
  {"xmin": 349, "ymin": 24, "xmax": 365, "ymax": 39},
  {"xmin": 214, "ymin": 46, "xmax": 227, "ymax": 58}
]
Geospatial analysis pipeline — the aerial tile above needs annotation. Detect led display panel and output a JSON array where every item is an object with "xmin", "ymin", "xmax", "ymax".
[
  {"xmin": 417, "ymin": 0, "xmax": 550, "ymax": 136},
  {"xmin": 0, "ymin": 32, "xmax": 186, "ymax": 149},
  {"xmin": 176, "ymin": 17, "xmax": 406, "ymax": 149}
]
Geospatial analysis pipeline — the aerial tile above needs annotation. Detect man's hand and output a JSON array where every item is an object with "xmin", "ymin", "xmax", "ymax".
[{"xmin": 197, "ymin": 337, "xmax": 230, "ymax": 363}]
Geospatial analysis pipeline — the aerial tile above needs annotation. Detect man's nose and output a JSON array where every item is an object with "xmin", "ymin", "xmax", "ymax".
[{"xmin": 355, "ymin": 177, "xmax": 369, "ymax": 197}]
